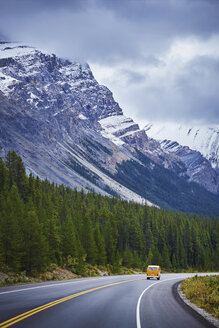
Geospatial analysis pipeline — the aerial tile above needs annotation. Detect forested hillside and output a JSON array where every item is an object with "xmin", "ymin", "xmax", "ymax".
[{"xmin": 0, "ymin": 151, "xmax": 218, "ymax": 276}]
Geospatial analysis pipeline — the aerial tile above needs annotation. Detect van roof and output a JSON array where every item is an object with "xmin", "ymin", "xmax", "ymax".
[{"xmin": 148, "ymin": 265, "xmax": 160, "ymax": 268}]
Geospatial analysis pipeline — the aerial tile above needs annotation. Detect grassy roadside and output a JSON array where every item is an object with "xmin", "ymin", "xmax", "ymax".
[
  {"xmin": 181, "ymin": 275, "xmax": 219, "ymax": 319},
  {"xmin": 0, "ymin": 265, "xmax": 142, "ymax": 287}
]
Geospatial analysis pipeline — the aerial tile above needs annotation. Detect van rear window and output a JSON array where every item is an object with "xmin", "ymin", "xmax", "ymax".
[{"xmin": 149, "ymin": 268, "xmax": 157, "ymax": 271}]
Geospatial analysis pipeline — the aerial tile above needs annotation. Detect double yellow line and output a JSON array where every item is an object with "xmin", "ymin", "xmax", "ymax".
[{"xmin": 0, "ymin": 277, "xmax": 142, "ymax": 327}]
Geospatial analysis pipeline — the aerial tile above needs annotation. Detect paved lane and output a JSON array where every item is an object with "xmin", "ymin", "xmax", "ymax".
[
  {"xmin": 0, "ymin": 273, "xmax": 217, "ymax": 328},
  {"xmin": 139, "ymin": 276, "xmax": 216, "ymax": 328}
]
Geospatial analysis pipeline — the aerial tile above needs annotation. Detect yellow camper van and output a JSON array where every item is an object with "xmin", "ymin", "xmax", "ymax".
[{"xmin": 146, "ymin": 265, "xmax": 161, "ymax": 280}]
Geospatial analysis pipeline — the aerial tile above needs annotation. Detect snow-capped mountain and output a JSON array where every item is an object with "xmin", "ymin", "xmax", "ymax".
[
  {"xmin": 0, "ymin": 43, "xmax": 146, "ymax": 204},
  {"xmin": 158, "ymin": 139, "xmax": 219, "ymax": 194},
  {"xmin": 144, "ymin": 122, "xmax": 219, "ymax": 194},
  {"xmin": 99, "ymin": 115, "xmax": 219, "ymax": 194},
  {"xmin": 1, "ymin": 42, "xmax": 219, "ymax": 214},
  {"xmin": 145, "ymin": 123, "xmax": 219, "ymax": 169}
]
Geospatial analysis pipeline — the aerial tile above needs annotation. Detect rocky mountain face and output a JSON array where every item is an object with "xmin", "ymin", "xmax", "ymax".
[
  {"xmin": 145, "ymin": 123, "xmax": 219, "ymax": 168},
  {"xmin": 145, "ymin": 123, "xmax": 219, "ymax": 194},
  {"xmin": 0, "ymin": 42, "xmax": 219, "ymax": 215}
]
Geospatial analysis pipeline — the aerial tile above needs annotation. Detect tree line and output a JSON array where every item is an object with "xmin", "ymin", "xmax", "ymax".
[{"xmin": 0, "ymin": 151, "xmax": 218, "ymax": 275}]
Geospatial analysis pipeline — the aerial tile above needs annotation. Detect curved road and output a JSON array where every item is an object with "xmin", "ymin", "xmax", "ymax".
[{"xmin": 0, "ymin": 273, "xmax": 216, "ymax": 328}]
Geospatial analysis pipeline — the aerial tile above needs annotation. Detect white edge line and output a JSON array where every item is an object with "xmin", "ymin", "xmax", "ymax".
[
  {"xmin": 0, "ymin": 275, "xmax": 144, "ymax": 296},
  {"xmin": 0, "ymin": 281, "xmax": 82, "ymax": 295},
  {"xmin": 0, "ymin": 277, "xmax": 108, "ymax": 295},
  {"xmin": 136, "ymin": 277, "xmax": 184, "ymax": 328}
]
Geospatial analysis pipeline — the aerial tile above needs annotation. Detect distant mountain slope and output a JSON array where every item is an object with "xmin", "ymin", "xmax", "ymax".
[
  {"xmin": 0, "ymin": 42, "xmax": 219, "ymax": 214},
  {"xmin": 145, "ymin": 122, "xmax": 219, "ymax": 169},
  {"xmin": 144, "ymin": 123, "xmax": 219, "ymax": 194}
]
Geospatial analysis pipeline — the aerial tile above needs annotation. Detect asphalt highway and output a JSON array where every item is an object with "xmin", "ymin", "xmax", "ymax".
[{"xmin": 0, "ymin": 273, "xmax": 216, "ymax": 328}]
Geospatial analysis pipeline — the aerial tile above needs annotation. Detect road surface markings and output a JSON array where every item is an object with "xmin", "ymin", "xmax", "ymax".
[
  {"xmin": 0, "ymin": 275, "xmax": 144, "ymax": 295},
  {"xmin": 136, "ymin": 277, "xmax": 184, "ymax": 328},
  {"xmin": 0, "ymin": 277, "xmax": 143, "ymax": 328},
  {"xmin": 0, "ymin": 281, "xmax": 84, "ymax": 295}
]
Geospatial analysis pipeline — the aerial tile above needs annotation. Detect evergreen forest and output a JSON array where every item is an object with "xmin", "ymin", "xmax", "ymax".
[{"xmin": 0, "ymin": 151, "xmax": 218, "ymax": 276}]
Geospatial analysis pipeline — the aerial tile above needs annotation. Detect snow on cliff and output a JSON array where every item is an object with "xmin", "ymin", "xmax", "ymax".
[{"xmin": 145, "ymin": 122, "xmax": 219, "ymax": 169}]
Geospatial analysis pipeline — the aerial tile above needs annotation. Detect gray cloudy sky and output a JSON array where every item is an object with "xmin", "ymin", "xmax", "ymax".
[{"xmin": 0, "ymin": 0, "xmax": 219, "ymax": 126}]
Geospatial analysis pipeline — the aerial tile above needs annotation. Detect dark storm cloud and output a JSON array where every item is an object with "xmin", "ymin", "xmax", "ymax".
[
  {"xmin": 120, "ymin": 69, "xmax": 146, "ymax": 85},
  {"xmin": 143, "ymin": 56, "xmax": 165, "ymax": 67},
  {"xmin": 0, "ymin": 0, "xmax": 86, "ymax": 13},
  {"xmin": 0, "ymin": 0, "xmax": 143, "ymax": 63},
  {"xmin": 121, "ymin": 55, "xmax": 219, "ymax": 125},
  {"xmin": 174, "ymin": 56, "xmax": 219, "ymax": 123},
  {"xmin": 0, "ymin": 0, "xmax": 218, "ymax": 125},
  {"xmin": 1, "ymin": 0, "xmax": 219, "ymax": 63},
  {"xmin": 100, "ymin": 0, "xmax": 219, "ymax": 37}
]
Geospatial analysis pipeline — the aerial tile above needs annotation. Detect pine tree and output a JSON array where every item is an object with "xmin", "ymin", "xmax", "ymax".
[
  {"xmin": 0, "ymin": 222, "xmax": 4, "ymax": 268},
  {"xmin": 94, "ymin": 223, "xmax": 107, "ymax": 265},
  {"xmin": 122, "ymin": 247, "xmax": 133, "ymax": 268},
  {"xmin": 2, "ymin": 185, "xmax": 24, "ymax": 271},
  {"xmin": 129, "ymin": 216, "xmax": 144, "ymax": 254},
  {"xmin": 146, "ymin": 248, "xmax": 153, "ymax": 267},
  {"xmin": 179, "ymin": 239, "xmax": 188, "ymax": 268},
  {"xmin": 162, "ymin": 244, "xmax": 172, "ymax": 270},
  {"xmin": 45, "ymin": 209, "xmax": 61, "ymax": 264},
  {"xmin": 171, "ymin": 253, "xmax": 177, "ymax": 270},
  {"xmin": 61, "ymin": 213, "xmax": 78, "ymax": 259},
  {"xmin": 22, "ymin": 205, "xmax": 47, "ymax": 273},
  {"xmin": 6, "ymin": 151, "xmax": 28, "ymax": 200},
  {"xmin": 104, "ymin": 219, "xmax": 116, "ymax": 265},
  {"xmin": 151, "ymin": 247, "xmax": 162, "ymax": 266},
  {"xmin": 145, "ymin": 223, "xmax": 154, "ymax": 254},
  {"xmin": 0, "ymin": 158, "xmax": 9, "ymax": 195},
  {"xmin": 82, "ymin": 215, "xmax": 97, "ymax": 265},
  {"xmin": 132, "ymin": 250, "xmax": 141, "ymax": 268}
]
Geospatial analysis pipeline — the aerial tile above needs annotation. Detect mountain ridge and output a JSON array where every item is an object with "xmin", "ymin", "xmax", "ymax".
[
  {"xmin": 145, "ymin": 122, "xmax": 219, "ymax": 169},
  {"xmin": 0, "ymin": 42, "xmax": 219, "ymax": 214},
  {"xmin": 145, "ymin": 122, "xmax": 219, "ymax": 194}
]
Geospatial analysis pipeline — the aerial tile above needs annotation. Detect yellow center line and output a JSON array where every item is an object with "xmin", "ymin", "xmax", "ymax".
[{"xmin": 0, "ymin": 277, "xmax": 143, "ymax": 328}]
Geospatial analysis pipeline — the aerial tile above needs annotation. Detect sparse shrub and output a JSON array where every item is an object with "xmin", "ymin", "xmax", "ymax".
[{"xmin": 181, "ymin": 275, "xmax": 219, "ymax": 318}]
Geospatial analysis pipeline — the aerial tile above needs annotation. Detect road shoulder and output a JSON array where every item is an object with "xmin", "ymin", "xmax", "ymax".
[{"xmin": 173, "ymin": 281, "xmax": 219, "ymax": 328}]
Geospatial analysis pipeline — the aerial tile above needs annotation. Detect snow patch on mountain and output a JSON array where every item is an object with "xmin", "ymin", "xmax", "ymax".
[
  {"xmin": 79, "ymin": 113, "xmax": 87, "ymax": 120},
  {"xmin": 99, "ymin": 114, "xmax": 140, "ymax": 147},
  {"xmin": 0, "ymin": 72, "xmax": 18, "ymax": 96},
  {"xmin": 145, "ymin": 122, "xmax": 219, "ymax": 169},
  {"xmin": 0, "ymin": 43, "xmax": 36, "ymax": 58}
]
